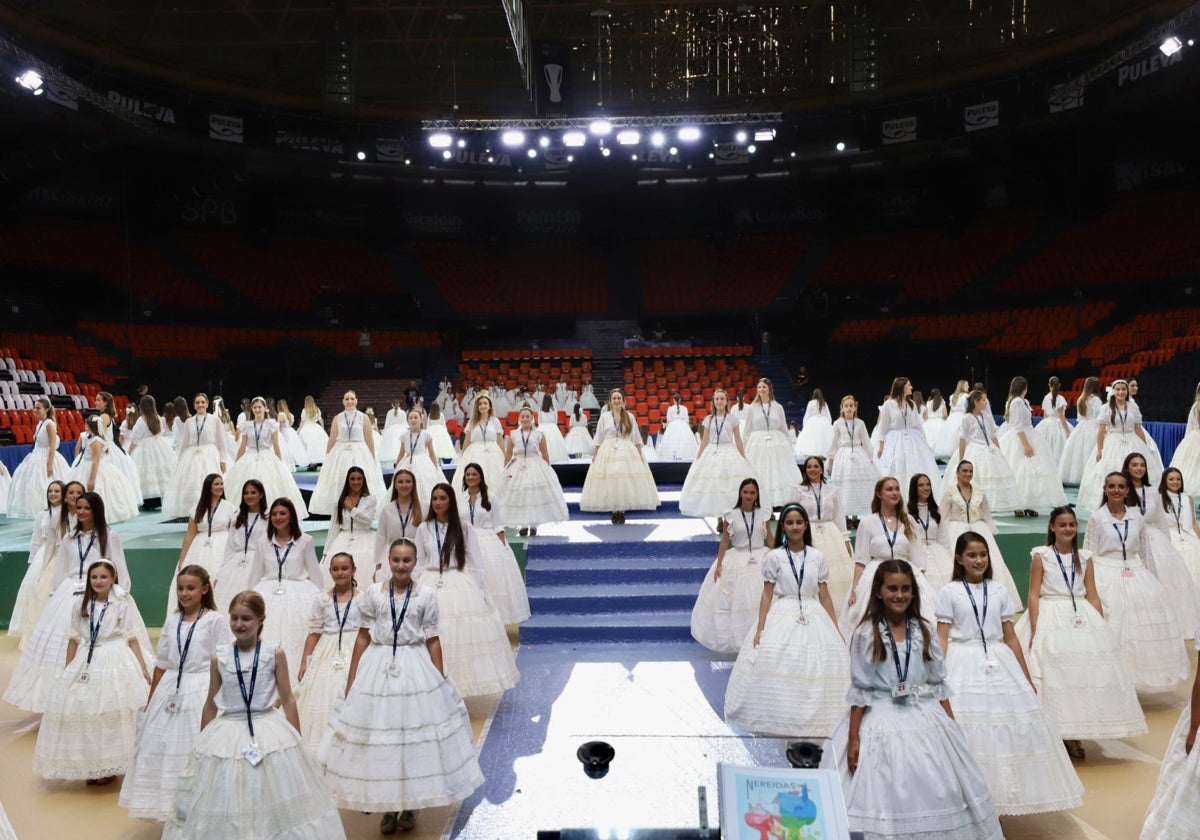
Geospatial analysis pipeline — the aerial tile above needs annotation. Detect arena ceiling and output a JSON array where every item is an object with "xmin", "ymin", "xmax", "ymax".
[{"xmin": 0, "ymin": 0, "xmax": 1190, "ymax": 118}]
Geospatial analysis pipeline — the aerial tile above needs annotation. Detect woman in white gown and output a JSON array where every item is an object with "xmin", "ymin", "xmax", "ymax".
[
  {"xmin": 875, "ymin": 377, "xmax": 939, "ymax": 494},
  {"xmin": 939, "ymin": 460, "xmax": 1023, "ymax": 609},
  {"xmin": 1077, "ymin": 379, "xmax": 1158, "ymax": 511},
  {"xmin": 658, "ymin": 394, "xmax": 699, "ymax": 461},
  {"xmin": 564, "ymin": 404, "xmax": 593, "ymax": 458},
  {"xmin": 297, "ymin": 396, "xmax": 329, "ymax": 466},
  {"xmin": 95, "ymin": 391, "xmax": 143, "ymax": 508},
  {"xmin": 68, "ymin": 416, "xmax": 140, "ymax": 523},
  {"xmin": 1035, "ymin": 377, "xmax": 1072, "ymax": 467},
  {"xmin": 225, "ymin": 397, "xmax": 309, "ymax": 518},
  {"xmin": 579, "ymin": 380, "xmax": 601, "ymax": 411},
  {"xmin": 394, "ymin": 408, "xmax": 445, "ymax": 509},
  {"xmin": 274, "ymin": 399, "xmax": 310, "ymax": 470},
  {"xmin": 679, "ymin": 389, "xmax": 756, "ymax": 518},
  {"xmin": 426, "ymin": 402, "xmax": 458, "ymax": 463},
  {"xmin": 125, "ymin": 395, "xmax": 176, "ymax": 505},
  {"xmin": 740, "ymin": 378, "xmax": 801, "ymax": 511},
  {"xmin": 794, "ymin": 389, "xmax": 833, "ymax": 459},
  {"xmin": 998, "ymin": 378, "xmax": 1068, "ymax": 515},
  {"xmin": 580, "ymin": 389, "xmax": 660, "ymax": 523},
  {"xmin": 1168, "ymin": 383, "xmax": 1200, "ymax": 491},
  {"xmin": 501, "ymin": 408, "xmax": 569, "ymax": 535},
  {"xmin": 163, "ymin": 393, "xmax": 230, "ymax": 519},
  {"xmin": 378, "ymin": 400, "xmax": 406, "ymax": 467},
  {"xmin": 920, "ymin": 389, "xmax": 947, "ymax": 458},
  {"xmin": 940, "ymin": 388, "xmax": 1020, "ymax": 514},
  {"xmin": 537, "ymin": 395, "xmax": 570, "ymax": 462},
  {"xmin": 310, "ymin": 391, "xmax": 387, "ymax": 515},
  {"xmin": 451, "ymin": 395, "xmax": 507, "ymax": 491},
  {"xmin": 935, "ymin": 380, "xmax": 971, "ymax": 460},
  {"xmin": 827, "ymin": 395, "xmax": 882, "ymax": 518},
  {"xmin": 6, "ymin": 397, "xmax": 70, "ymax": 517},
  {"xmin": 1059, "ymin": 376, "xmax": 1103, "ymax": 486}
]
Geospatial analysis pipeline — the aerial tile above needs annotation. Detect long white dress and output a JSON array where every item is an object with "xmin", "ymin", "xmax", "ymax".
[
  {"xmin": 909, "ymin": 503, "xmax": 955, "ymax": 592},
  {"xmin": 451, "ymin": 417, "xmax": 508, "ymax": 491},
  {"xmin": 876, "ymin": 400, "xmax": 939, "ymax": 494},
  {"xmin": 320, "ymin": 495, "xmax": 378, "ymax": 589},
  {"xmin": 580, "ymin": 411, "xmax": 660, "ymax": 512},
  {"xmin": 224, "ymin": 419, "xmax": 309, "ymax": 518},
  {"xmin": 212, "ymin": 512, "xmax": 265, "ymax": 612},
  {"xmin": 396, "ymin": 429, "xmax": 446, "ymax": 510},
  {"xmin": 1132, "ymin": 486, "xmax": 1200, "ymax": 638},
  {"xmin": 579, "ymin": 384, "xmax": 601, "ymax": 411},
  {"xmin": 537, "ymin": 410, "xmax": 570, "ymax": 462},
  {"xmin": 679, "ymin": 413, "xmax": 757, "ymax": 518},
  {"xmin": 941, "ymin": 411, "xmax": 1020, "ymax": 513},
  {"xmin": 840, "ymin": 516, "xmax": 937, "ymax": 638},
  {"xmin": 310, "ymin": 411, "xmax": 387, "ymax": 515},
  {"xmin": 1083, "ymin": 507, "xmax": 1189, "ymax": 693},
  {"xmin": 1164, "ymin": 490, "xmax": 1200, "ymax": 592},
  {"xmin": 119, "ymin": 609, "xmax": 230, "ymax": 820},
  {"xmin": 167, "ymin": 498, "xmax": 239, "ymax": 616},
  {"xmin": 427, "ymin": 414, "xmax": 458, "ymax": 463},
  {"xmin": 100, "ymin": 416, "xmax": 144, "ymax": 507},
  {"xmin": 1077, "ymin": 401, "xmax": 1159, "ymax": 511},
  {"xmin": 741, "ymin": 401, "xmax": 801, "ymax": 511},
  {"xmin": 938, "ymin": 486, "xmax": 1023, "ymax": 609},
  {"xmin": 499, "ymin": 427, "xmax": 569, "ymax": 527},
  {"xmin": 1140, "ymin": 626, "xmax": 1200, "ymax": 839},
  {"xmin": 67, "ymin": 434, "xmax": 140, "ymax": 523},
  {"xmin": 564, "ymin": 411, "xmax": 593, "ymax": 458},
  {"xmin": 827, "ymin": 418, "xmax": 881, "ymax": 517},
  {"xmin": 936, "ymin": 581, "xmax": 1083, "ymax": 815},
  {"xmin": 163, "ymin": 414, "xmax": 230, "ymax": 519},
  {"xmin": 1013, "ymin": 546, "xmax": 1147, "ymax": 740},
  {"xmin": 378, "ymin": 408, "xmax": 406, "ymax": 466},
  {"xmin": 458, "ymin": 492, "xmax": 531, "ymax": 624},
  {"xmin": 922, "ymin": 401, "xmax": 948, "ymax": 456},
  {"xmin": 6, "ymin": 417, "xmax": 70, "ymax": 517},
  {"xmin": 997, "ymin": 398, "xmax": 1068, "ymax": 510},
  {"xmin": 658, "ymin": 404, "xmax": 699, "ymax": 460},
  {"xmin": 794, "ymin": 399, "xmax": 834, "ymax": 459},
  {"xmin": 297, "ymin": 408, "xmax": 328, "ymax": 466},
  {"xmin": 787, "ymin": 482, "xmax": 854, "ymax": 610},
  {"xmin": 1035, "ymin": 393, "xmax": 1072, "ymax": 467},
  {"xmin": 1059, "ymin": 395, "xmax": 1103, "ymax": 486},
  {"xmin": 248, "ymin": 534, "xmax": 324, "ymax": 682},
  {"xmin": 690, "ymin": 507, "xmax": 772, "ymax": 653},
  {"xmin": 1169, "ymin": 404, "xmax": 1200, "ymax": 492},
  {"xmin": 724, "ymin": 546, "xmax": 850, "ymax": 737},
  {"xmin": 318, "ymin": 583, "xmax": 484, "ymax": 811},
  {"xmin": 8, "ymin": 505, "xmax": 61, "ymax": 637},
  {"xmin": 275, "ymin": 411, "xmax": 310, "ymax": 471},
  {"xmin": 127, "ymin": 416, "xmax": 177, "ymax": 500},
  {"xmin": 822, "ymin": 624, "xmax": 1003, "ymax": 840},
  {"xmin": 294, "ymin": 590, "xmax": 364, "ymax": 753},
  {"xmin": 936, "ymin": 392, "xmax": 970, "ymax": 460}
]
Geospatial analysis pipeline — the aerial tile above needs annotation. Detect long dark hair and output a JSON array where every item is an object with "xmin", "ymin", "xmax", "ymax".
[
  {"xmin": 73, "ymin": 491, "xmax": 110, "ymax": 557},
  {"xmin": 1099, "ymin": 471, "xmax": 1130, "ymax": 510},
  {"xmin": 1160, "ymin": 467, "xmax": 1188, "ymax": 518},
  {"xmin": 859, "ymin": 559, "xmax": 933, "ymax": 662},
  {"xmin": 461, "ymin": 462, "xmax": 492, "ymax": 511},
  {"xmin": 61, "ymin": 480, "xmax": 84, "ymax": 536},
  {"xmin": 731, "ymin": 477, "xmax": 760, "ymax": 511},
  {"xmin": 950, "ymin": 531, "xmax": 992, "ymax": 581},
  {"xmin": 800, "ymin": 456, "xmax": 827, "ymax": 487},
  {"xmin": 139, "ymin": 395, "xmax": 162, "ymax": 435},
  {"xmin": 1045, "ymin": 506, "xmax": 1081, "ymax": 570},
  {"xmin": 430, "ymin": 483, "xmax": 467, "ymax": 571},
  {"xmin": 870, "ymin": 477, "xmax": 914, "ymax": 541},
  {"xmin": 45, "ymin": 479, "xmax": 65, "ymax": 515},
  {"xmin": 774, "ymin": 503, "xmax": 814, "ymax": 548},
  {"xmin": 79, "ymin": 560, "xmax": 119, "ymax": 617},
  {"xmin": 175, "ymin": 564, "xmax": 219, "ymax": 612},
  {"xmin": 906, "ymin": 474, "xmax": 941, "ymax": 524},
  {"xmin": 235, "ymin": 479, "xmax": 266, "ymax": 528},
  {"xmin": 267, "ymin": 498, "xmax": 303, "ymax": 541},
  {"xmin": 336, "ymin": 466, "xmax": 370, "ymax": 526},
  {"xmin": 193, "ymin": 473, "xmax": 225, "ymax": 525}
]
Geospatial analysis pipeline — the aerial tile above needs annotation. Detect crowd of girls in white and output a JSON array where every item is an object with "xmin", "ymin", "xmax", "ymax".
[{"xmin": 4, "ymin": 370, "xmax": 1200, "ymax": 839}]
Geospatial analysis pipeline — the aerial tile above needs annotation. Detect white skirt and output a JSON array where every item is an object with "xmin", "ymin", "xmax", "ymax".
[
  {"xmin": 451, "ymin": 440, "xmax": 508, "ymax": 495},
  {"xmin": 8, "ymin": 543, "xmax": 49, "ymax": 636},
  {"xmin": 427, "ymin": 422, "xmax": 458, "ymax": 463},
  {"xmin": 1034, "ymin": 416, "xmax": 1071, "ymax": 468},
  {"xmin": 678, "ymin": 446, "xmax": 757, "ymax": 518},
  {"xmin": 1076, "ymin": 431, "xmax": 1161, "ymax": 512},
  {"xmin": 941, "ymin": 521, "xmax": 1023, "ymax": 610},
  {"xmin": 318, "ymin": 642, "xmax": 484, "ymax": 811},
  {"xmin": 743, "ymin": 430, "xmax": 802, "ymax": 511},
  {"xmin": 829, "ymin": 446, "xmax": 883, "ymax": 517},
  {"xmin": 500, "ymin": 456, "xmax": 570, "ymax": 526},
  {"xmin": 295, "ymin": 632, "xmax": 353, "ymax": 754},
  {"xmin": 1091, "ymin": 551, "xmax": 1189, "ymax": 693},
  {"xmin": 130, "ymin": 435, "xmax": 178, "ymax": 500},
  {"xmin": 32, "ymin": 641, "xmax": 149, "ymax": 780},
  {"xmin": 564, "ymin": 425, "xmax": 593, "ymax": 457},
  {"xmin": 1169, "ymin": 431, "xmax": 1200, "ymax": 495},
  {"xmin": 540, "ymin": 420, "xmax": 571, "ymax": 462},
  {"xmin": 923, "ymin": 415, "xmax": 946, "ymax": 457},
  {"xmin": 936, "ymin": 412, "xmax": 967, "ymax": 461},
  {"xmin": 6, "ymin": 447, "xmax": 70, "ymax": 518},
  {"xmin": 377, "ymin": 424, "xmax": 403, "ymax": 466},
  {"xmin": 278, "ymin": 425, "xmax": 310, "ymax": 471},
  {"xmin": 1143, "ymin": 525, "xmax": 1200, "ymax": 639},
  {"xmin": 214, "ymin": 544, "xmax": 262, "ymax": 615},
  {"xmin": 107, "ymin": 442, "xmax": 145, "ymax": 505},
  {"xmin": 824, "ymin": 693, "xmax": 1003, "ymax": 840},
  {"xmin": 225, "ymin": 450, "xmax": 309, "ymax": 519},
  {"xmin": 1141, "ymin": 705, "xmax": 1200, "ymax": 840},
  {"xmin": 944, "ymin": 639, "xmax": 1083, "ymax": 815},
  {"xmin": 418, "ymin": 567, "xmax": 519, "ymax": 697},
  {"xmin": 1168, "ymin": 526, "xmax": 1200, "ymax": 592},
  {"xmin": 252, "ymin": 578, "xmax": 323, "ymax": 682},
  {"xmin": 119, "ymin": 668, "xmax": 211, "ymax": 820},
  {"xmin": 943, "ymin": 443, "xmax": 1020, "ymax": 514},
  {"xmin": 1013, "ymin": 597, "xmax": 1146, "ymax": 740},
  {"xmin": 997, "ymin": 430, "xmax": 1068, "ymax": 510},
  {"xmin": 794, "ymin": 415, "xmax": 834, "ymax": 459},
  {"xmin": 297, "ymin": 424, "xmax": 329, "ymax": 465},
  {"xmin": 690, "ymin": 545, "xmax": 767, "ymax": 654},
  {"xmin": 163, "ymin": 444, "xmax": 224, "ymax": 519},
  {"xmin": 811, "ymin": 520, "xmax": 854, "ymax": 614},
  {"xmin": 658, "ymin": 420, "xmax": 699, "ymax": 461},
  {"xmin": 168, "ymin": 530, "xmax": 232, "ymax": 615},
  {"xmin": 309, "ymin": 442, "xmax": 387, "ymax": 515},
  {"xmin": 878, "ymin": 429, "xmax": 939, "ymax": 497},
  {"xmin": 724, "ymin": 597, "xmax": 849, "ymax": 738},
  {"xmin": 471, "ymin": 525, "xmax": 531, "ymax": 624},
  {"xmin": 579, "ymin": 437, "xmax": 660, "ymax": 512},
  {"xmin": 67, "ymin": 459, "xmax": 141, "ymax": 523},
  {"xmin": 1058, "ymin": 418, "xmax": 1099, "ymax": 486},
  {"xmin": 914, "ymin": 537, "xmax": 955, "ymax": 593},
  {"xmin": 163, "ymin": 709, "xmax": 345, "ymax": 840}
]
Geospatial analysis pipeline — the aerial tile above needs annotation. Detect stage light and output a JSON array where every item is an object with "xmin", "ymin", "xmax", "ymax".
[
  {"xmin": 708, "ymin": 153, "xmax": 714, "ymax": 159},
  {"xmin": 678, "ymin": 126, "xmax": 701, "ymax": 141},
  {"xmin": 631, "ymin": 153, "xmax": 638, "ymax": 161},
  {"xmin": 355, "ymin": 151, "xmax": 366, "ymax": 161},
  {"xmin": 601, "ymin": 147, "xmax": 611, "ymax": 157},
  {"xmin": 1190, "ymin": 39, "xmax": 1196, "ymax": 46},
  {"xmin": 15, "ymin": 69, "xmax": 43, "ymax": 95},
  {"xmin": 566, "ymin": 154, "xmax": 575, "ymax": 162},
  {"xmin": 1161, "ymin": 36, "xmax": 1183, "ymax": 56},
  {"xmin": 754, "ymin": 128, "xmax": 776, "ymax": 141},
  {"xmin": 502, "ymin": 130, "xmax": 526, "ymax": 147},
  {"xmin": 836, "ymin": 141, "xmax": 846, "ymax": 151},
  {"xmin": 404, "ymin": 159, "xmax": 411, "ymax": 165},
  {"xmin": 747, "ymin": 144, "xmax": 756, "ymax": 153},
  {"xmin": 442, "ymin": 150, "xmax": 452, "ymax": 159},
  {"xmin": 616, "ymin": 129, "xmax": 640, "ymax": 145},
  {"xmin": 563, "ymin": 131, "xmax": 586, "ymax": 147},
  {"xmin": 790, "ymin": 151, "xmax": 797, "ymax": 157},
  {"xmin": 527, "ymin": 148, "xmax": 538, "ymax": 158},
  {"xmin": 487, "ymin": 155, "xmax": 494, "ymax": 163},
  {"xmin": 669, "ymin": 146, "xmax": 678, "ymax": 155},
  {"xmin": 735, "ymin": 130, "xmax": 748, "ymax": 143},
  {"xmin": 589, "ymin": 119, "xmax": 612, "ymax": 136},
  {"xmin": 538, "ymin": 135, "xmax": 550, "ymax": 148},
  {"xmin": 650, "ymin": 131, "xmax": 665, "ymax": 147},
  {"xmin": 428, "ymin": 133, "xmax": 453, "ymax": 148},
  {"xmin": 457, "ymin": 139, "xmax": 467, "ymax": 148}
]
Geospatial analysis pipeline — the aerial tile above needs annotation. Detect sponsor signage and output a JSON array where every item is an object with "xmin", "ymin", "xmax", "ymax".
[
  {"xmin": 964, "ymin": 100, "xmax": 999, "ymax": 132},
  {"xmin": 208, "ymin": 113, "xmax": 244, "ymax": 144},
  {"xmin": 881, "ymin": 115, "xmax": 916, "ymax": 145}
]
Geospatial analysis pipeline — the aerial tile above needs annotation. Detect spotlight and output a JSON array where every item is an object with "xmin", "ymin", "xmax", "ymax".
[
  {"xmin": 754, "ymin": 128, "xmax": 776, "ymax": 142},
  {"xmin": 589, "ymin": 119, "xmax": 612, "ymax": 136},
  {"xmin": 650, "ymin": 131, "xmax": 665, "ymax": 147},
  {"xmin": 487, "ymin": 155, "xmax": 494, "ymax": 163},
  {"xmin": 708, "ymin": 153, "xmax": 714, "ymax": 159},
  {"xmin": 15, "ymin": 69, "xmax": 43, "ymax": 95},
  {"xmin": 501, "ymin": 130, "xmax": 526, "ymax": 147},
  {"xmin": 790, "ymin": 151, "xmax": 797, "ymax": 158},
  {"xmin": 527, "ymin": 148, "xmax": 538, "ymax": 158},
  {"xmin": 563, "ymin": 131, "xmax": 586, "ymax": 147},
  {"xmin": 631, "ymin": 153, "xmax": 638, "ymax": 161},
  {"xmin": 678, "ymin": 126, "xmax": 701, "ymax": 142},
  {"xmin": 404, "ymin": 159, "xmax": 411, "ymax": 165},
  {"xmin": 735, "ymin": 130, "xmax": 748, "ymax": 143},
  {"xmin": 668, "ymin": 146, "xmax": 678, "ymax": 156},
  {"xmin": 747, "ymin": 144, "xmax": 756, "ymax": 154},
  {"xmin": 428, "ymin": 133, "xmax": 453, "ymax": 148},
  {"xmin": 457, "ymin": 138, "xmax": 467, "ymax": 148},
  {"xmin": 836, "ymin": 141, "xmax": 846, "ymax": 151},
  {"xmin": 601, "ymin": 147, "xmax": 611, "ymax": 157},
  {"xmin": 538, "ymin": 135, "xmax": 550, "ymax": 148},
  {"xmin": 355, "ymin": 151, "xmax": 366, "ymax": 161},
  {"xmin": 442, "ymin": 150, "xmax": 452, "ymax": 159},
  {"xmin": 616, "ymin": 129, "xmax": 640, "ymax": 145},
  {"xmin": 1161, "ymin": 36, "xmax": 1183, "ymax": 56},
  {"xmin": 1190, "ymin": 39, "xmax": 1196, "ymax": 46},
  {"xmin": 566, "ymin": 154, "xmax": 575, "ymax": 162}
]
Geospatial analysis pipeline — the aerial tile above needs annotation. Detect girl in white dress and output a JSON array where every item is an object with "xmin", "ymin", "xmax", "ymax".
[
  {"xmin": 426, "ymin": 401, "xmax": 458, "ymax": 463},
  {"xmin": 841, "ymin": 477, "xmax": 937, "ymax": 637},
  {"xmin": 1128, "ymin": 378, "xmax": 1166, "ymax": 475},
  {"xmin": 1083, "ymin": 471, "xmax": 1189, "ymax": 693},
  {"xmin": 374, "ymin": 469, "xmax": 423, "ymax": 581},
  {"xmin": 827, "ymin": 395, "xmax": 882, "ymax": 517},
  {"xmin": 538, "ymin": 394, "xmax": 570, "ymax": 462},
  {"xmin": 659, "ymin": 394, "xmax": 699, "ymax": 460},
  {"xmin": 921, "ymin": 388, "xmax": 947, "ymax": 454},
  {"xmin": 501, "ymin": 408, "xmax": 569, "ymax": 535},
  {"xmin": 935, "ymin": 379, "xmax": 971, "ymax": 460},
  {"xmin": 1140, "ymin": 634, "xmax": 1200, "ymax": 840},
  {"xmin": 794, "ymin": 388, "xmax": 834, "ymax": 459},
  {"xmin": 823, "ymin": 559, "xmax": 1003, "ymax": 840},
  {"xmin": 450, "ymin": 394, "xmax": 507, "ymax": 492},
  {"xmin": 32, "ymin": 559, "xmax": 151, "ymax": 784},
  {"xmin": 580, "ymin": 380, "xmax": 601, "ymax": 411},
  {"xmin": 907, "ymin": 474, "xmax": 954, "ymax": 590},
  {"xmin": 8, "ymin": 481, "xmax": 65, "ymax": 639},
  {"xmin": 936, "ymin": 532, "xmax": 1083, "ymax": 815},
  {"xmin": 1014, "ymin": 507, "xmax": 1146, "ymax": 759},
  {"xmin": 876, "ymin": 377, "xmax": 939, "ymax": 494},
  {"xmin": 787, "ymin": 456, "xmax": 855, "ymax": 610},
  {"xmin": 740, "ymin": 378, "xmax": 800, "ymax": 511},
  {"xmin": 95, "ymin": 390, "xmax": 144, "ymax": 507},
  {"xmin": 1168, "ymin": 382, "xmax": 1200, "ymax": 491},
  {"xmin": 939, "ymin": 461, "xmax": 1023, "ymax": 609},
  {"xmin": 126, "ymin": 395, "xmax": 176, "ymax": 505},
  {"xmin": 120, "ymin": 567, "xmax": 229, "ymax": 819},
  {"xmin": 378, "ymin": 400, "xmax": 406, "ymax": 466},
  {"xmin": 6, "ymin": 397, "xmax": 69, "ymax": 517},
  {"xmin": 460, "ymin": 463, "xmax": 531, "ymax": 624},
  {"xmin": 68, "ymin": 416, "xmax": 140, "ymax": 523},
  {"xmin": 226, "ymin": 396, "xmax": 309, "ymax": 519},
  {"xmin": 413, "ymin": 484, "xmax": 519, "ymax": 697},
  {"xmin": 295, "ymin": 552, "xmax": 361, "ymax": 753},
  {"xmin": 247, "ymin": 498, "xmax": 324, "ymax": 682},
  {"xmin": 1124, "ymin": 454, "xmax": 1200, "ymax": 637},
  {"xmin": 564, "ymin": 404, "xmax": 593, "ymax": 458},
  {"xmin": 999, "ymin": 377, "xmax": 1069, "ymax": 515},
  {"xmin": 273, "ymin": 399, "xmax": 310, "ymax": 470},
  {"xmin": 580, "ymin": 389, "xmax": 660, "ymax": 523},
  {"xmin": 297, "ymin": 395, "xmax": 328, "ymax": 466},
  {"xmin": 168, "ymin": 474, "xmax": 238, "ymax": 615},
  {"xmin": 18, "ymin": 481, "xmax": 82, "ymax": 649},
  {"xmin": 162, "ymin": 591, "xmax": 346, "ymax": 840},
  {"xmin": 690, "ymin": 478, "xmax": 773, "ymax": 653},
  {"xmin": 1059, "ymin": 376, "xmax": 1103, "ymax": 486},
  {"xmin": 213, "ymin": 479, "xmax": 266, "ymax": 611},
  {"xmin": 679, "ymin": 389, "xmax": 756, "ymax": 518},
  {"xmin": 163, "ymin": 394, "xmax": 230, "ymax": 519},
  {"xmin": 311, "ymin": 391, "xmax": 386, "ymax": 514},
  {"xmin": 320, "ymin": 467, "xmax": 378, "ymax": 588},
  {"xmin": 941, "ymin": 388, "xmax": 1020, "ymax": 514},
  {"xmin": 1161, "ymin": 467, "xmax": 1200, "ymax": 591},
  {"xmin": 1077, "ymin": 379, "xmax": 1158, "ymax": 510},
  {"xmin": 1036, "ymin": 377, "xmax": 1073, "ymax": 466},
  {"xmin": 320, "ymin": 538, "xmax": 483, "ymax": 834},
  {"xmin": 394, "ymin": 407, "xmax": 444, "ymax": 508},
  {"xmin": 724, "ymin": 504, "xmax": 849, "ymax": 737}
]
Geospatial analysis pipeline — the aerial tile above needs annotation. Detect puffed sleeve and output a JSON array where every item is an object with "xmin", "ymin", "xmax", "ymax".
[
  {"xmin": 996, "ymin": 583, "xmax": 1015, "ymax": 623},
  {"xmin": 356, "ymin": 584, "xmax": 381, "ymax": 624},
  {"xmin": 116, "ymin": 596, "xmax": 140, "ymax": 640},
  {"xmin": 1082, "ymin": 515, "xmax": 1100, "ymax": 552},
  {"xmin": 846, "ymin": 629, "xmax": 877, "ymax": 707},
  {"xmin": 934, "ymin": 586, "xmax": 956, "ymax": 625},
  {"xmin": 924, "ymin": 632, "xmax": 951, "ymax": 701},
  {"xmin": 66, "ymin": 600, "xmax": 85, "ymax": 642},
  {"xmin": 154, "ymin": 614, "xmax": 175, "ymax": 670},
  {"xmin": 815, "ymin": 549, "xmax": 830, "ymax": 584},
  {"xmin": 420, "ymin": 588, "xmax": 440, "ymax": 638},
  {"xmin": 761, "ymin": 550, "xmax": 780, "ymax": 583},
  {"xmin": 487, "ymin": 496, "xmax": 506, "ymax": 531},
  {"xmin": 308, "ymin": 595, "xmax": 328, "ymax": 634},
  {"xmin": 875, "ymin": 405, "xmax": 893, "ymax": 439}
]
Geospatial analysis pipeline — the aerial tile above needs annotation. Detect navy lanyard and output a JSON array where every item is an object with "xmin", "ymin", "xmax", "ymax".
[
  {"xmin": 242, "ymin": 513, "xmax": 260, "ymax": 551},
  {"xmin": 395, "ymin": 501, "xmax": 412, "ymax": 536},
  {"xmin": 409, "ymin": 432, "xmax": 419, "ymax": 463},
  {"xmin": 914, "ymin": 507, "xmax": 930, "ymax": 540},
  {"xmin": 1052, "ymin": 548, "xmax": 1078, "ymax": 612},
  {"xmin": 879, "ymin": 513, "xmax": 899, "ymax": 559},
  {"xmin": 331, "ymin": 591, "xmax": 354, "ymax": 654},
  {"xmin": 468, "ymin": 496, "xmax": 477, "ymax": 526},
  {"xmin": 521, "ymin": 430, "xmax": 532, "ymax": 457},
  {"xmin": 1116, "ymin": 407, "xmax": 1128, "ymax": 431},
  {"xmin": 86, "ymin": 597, "xmax": 110, "ymax": 666},
  {"xmin": 713, "ymin": 414, "xmax": 725, "ymax": 443},
  {"xmin": 962, "ymin": 581, "xmax": 989, "ymax": 654},
  {"xmin": 205, "ymin": 505, "xmax": 215, "ymax": 539},
  {"xmin": 253, "ymin": 421, "xmax": 264, "ymax": 452},
  {"xmin": 740, "ymin": 509, "xmax": 756, "ymax": 550},
  {"xmin": 1112, "ymin": 519, "xmax": 1130, "ymax": 566},
  {"xmin": 844, "ymin": 419, "xmax": 856, "ymax": 444},
  {"xmin": 1171, "ymin": 493, "xmax": 1185, "ymax": 533},
  {"xmin": 233, "ymin": 641, "xmax": 262, "ymax": 738},
  {"xmin": 174, "ymin": 609, "xmax": 205, "ymax": 691},
  {"xmin": 1135, "ymin": 487, "xmax": 1147, "ymax": 516},
  {"xmin": 195, "ymin": 414, "xmax": 207, "ymax": 441},
  {"xmin": 974, "ymin": 414, "xmax": 989, "ymax": 444},
  {"xmin": 434, "ymin": 521, "xmax": 447, "ymax": 570},
  {"xmin": 881, "ymin": 619, "xmax": 912, "ymax": 683},
  {"xmin": 344, "ymin": 412, "xmax": 356, "ymax": 439},
  {"xmin": 76, "ymin": 532, "xmax": 96, "ymax": 579},
  {"xmin": 273, "ymin": 540, "xmax": 294, "ymax": 584},
  {"xmin": 959, "ymin": 487, "xmax": 973, "ymax": 523},
  {"xmin": 811, "ymin": 483, "xmax": 823, "ymax": 520},
  {"xmin": 760, "ymin": 401, "xmax": 771, "ymax": 428},
  {"xmin": 389, "ymin": 580, "xmax": 414, "ymax": 660},
  {"xmin": 784, "ymin": 545, "xmax": 807, "ymax": 607}
]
